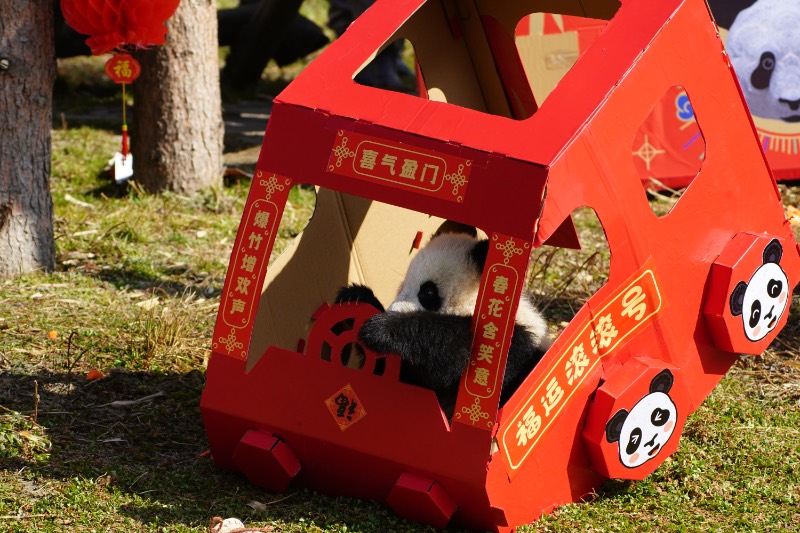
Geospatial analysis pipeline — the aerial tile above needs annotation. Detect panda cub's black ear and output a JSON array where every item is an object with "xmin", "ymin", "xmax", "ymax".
[
  {"xmin": 649, "ymin": 369, "xmax": 674, "ymax": 394},
  {"xmin": 606, "ymin": 409, "xmax": 629, "ymax": 443},
  {"xmin": 730, "ymin": 281, "xmax": 748, "ymax": 316},
  {"xmin": 433, "ymin": 220, "xmax": 478, "ymax": 238},
  {"xmin": 763, "ymin": 239, "xmax": 783, "ymax": 265},
  {"xmin": 470, "ymin": 239, "xmax": 490, "ymax": 275}
]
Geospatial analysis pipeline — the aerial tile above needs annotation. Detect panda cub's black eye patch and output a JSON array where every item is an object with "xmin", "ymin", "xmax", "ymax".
[
  {"xmin": 418, "ymin": 281, "xmax": 442, "ymax": 312},
  {"xmin": 751, "ymin": 51, "xmax": 776, "ymax": 90}
]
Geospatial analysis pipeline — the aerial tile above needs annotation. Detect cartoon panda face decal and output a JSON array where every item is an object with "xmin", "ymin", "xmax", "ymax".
[
  {"xmin": 605, "ymin": 370, "xmax": 677, "ymax": 469},
  {"xmin": 730, "ymin": 239, "xmax": 789, "ymax": 342}
]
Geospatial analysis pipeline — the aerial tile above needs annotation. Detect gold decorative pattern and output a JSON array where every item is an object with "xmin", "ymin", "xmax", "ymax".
[
  {"xmin": 496, "ymin": 238, "xmax": 525, "ymax": 265},
  {"xmin": 219, "ymin": 327, "xmax": 244, "ymax": 354},
  {"xmin": 444, "ymin": 161, "xmax": 471, "ymax": 202},
  {"xmin": 633, "ymin": 134, "xmax": 665, "ymax": 171},
  {"xmin": 258, "ymin": 173, "xmax": 288, "ymax": 201},
  {"xmin": 329, "ymin": 130, "xmax": 356, "ymax": 171},
  {"xmin": 459, "ymin": 397, "xmax": 490, "ymax": 424}
]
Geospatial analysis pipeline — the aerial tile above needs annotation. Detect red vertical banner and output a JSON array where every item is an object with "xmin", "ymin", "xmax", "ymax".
[
  {"xmin": 452, "ymin": 234, "xmax": 532, "ymax": 431},
  {"xmin": 212, "ymin": 172, "xmax": 293, "ymax": 360}
]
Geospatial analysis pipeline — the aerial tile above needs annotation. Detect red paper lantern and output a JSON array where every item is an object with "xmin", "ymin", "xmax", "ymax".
[{"xmin": 60, "ymin": 0, "xmax": 181, "ymax": 55}]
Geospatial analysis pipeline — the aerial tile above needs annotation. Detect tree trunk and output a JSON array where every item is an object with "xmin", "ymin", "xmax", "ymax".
[
  {"xmin": 132, "ymin": 0, "xmax": 223, "ymax": 194},
  {"xmin": 0, "ymin": 0, "xmax": 56, "ymax": 278}
]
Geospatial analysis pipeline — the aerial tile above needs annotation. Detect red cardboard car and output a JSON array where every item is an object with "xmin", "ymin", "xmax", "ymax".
[{"xmin": 201, "ymin": 0, "xmax": 800, "ymax": 530}]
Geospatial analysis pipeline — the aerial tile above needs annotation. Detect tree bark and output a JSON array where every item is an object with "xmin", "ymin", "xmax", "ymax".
[
  {"xmin": 132, "ymin": 0, "xmax": 223, "ymax": 194},
  {"xmin": 0, "ymin": 0, "xmax": 56, "ymax": 278}
]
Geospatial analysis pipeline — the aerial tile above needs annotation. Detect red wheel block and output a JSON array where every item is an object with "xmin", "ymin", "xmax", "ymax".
[
  {"xmin": 582, "ymin": 357, "xmax": 691, "ymax": 480},
  {"xmin": 386, "ymin": 473, "xmax": 457, "ymax": 529},
  {"xmin": 232, "ymin": 430, "xmax": 300, "ymax": 492},
  {"xmin": 704, "ymin": 233, "xmax": 797, "ymax": 355}
]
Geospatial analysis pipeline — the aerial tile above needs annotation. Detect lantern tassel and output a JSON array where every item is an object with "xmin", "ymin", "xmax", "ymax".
[
  {"xmin": 121, "ymin": 124, "xmax": 129, "ymax": 159},
  {"xmin": 121, "ymin": 82, "xmax": 129, "ymax": 161}
]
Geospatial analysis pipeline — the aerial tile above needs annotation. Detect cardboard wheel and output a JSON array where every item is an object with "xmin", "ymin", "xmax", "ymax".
[
  {"xmin": 232, "ymin": 430, "xmax": 301, "ymax": 492},
  {"xmin": 386, "ymin": 472, "xmax": 457, "ymax": 529},
  {"xmin": 704, "ymin": 233, "xmax": 799, "ymax": 355},
  {"xmin": 582, "ymin": 357, "xmax": 691, "ymax": 480}
]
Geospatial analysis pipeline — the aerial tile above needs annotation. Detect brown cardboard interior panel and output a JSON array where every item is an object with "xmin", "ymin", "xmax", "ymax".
[
  {"xmin": 397, "ymin": 0, "xmax": 492, "ymax": 113},
  {"xmin": 392, "ymin": 0, "xmax": 618, "ymax": 119},
  {"xmin": 517, "ymin": 14, "xmax": 580, "ymax": 101},
  {"xmin": 511, "ymin": 1, "xmax": 621, "ymax": 103},
  {"xmin": 440, "ymin": 0, "xmax": 513, "ymax": 117},
  {"xmin": 247, "ymin": 187, "xmax": 446, "ymax": 370}
]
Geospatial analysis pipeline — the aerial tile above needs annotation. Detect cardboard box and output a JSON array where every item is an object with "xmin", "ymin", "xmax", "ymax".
[{"xmin": 201, "ymin": 0, "xmax": 800, "ymax": 530}]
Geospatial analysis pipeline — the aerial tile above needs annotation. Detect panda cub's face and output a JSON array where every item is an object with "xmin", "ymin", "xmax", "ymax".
[{"xmin": 387, "ymin": 234, "xmax": 484, "ymax": 316}]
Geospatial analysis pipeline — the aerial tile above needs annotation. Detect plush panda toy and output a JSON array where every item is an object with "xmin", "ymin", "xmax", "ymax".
[
  {"xmin": 336, "ymin": 226, "xmax": 551, "ymax": 417},
  {"xmin": 723, "ymin": 0, "xmax": 800, "ymax": 123}
]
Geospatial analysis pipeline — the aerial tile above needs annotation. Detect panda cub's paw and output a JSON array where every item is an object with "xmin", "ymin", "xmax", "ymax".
[
  {"xmin": 355, "ymin": 313, "xmax": 398, "ymax": 355},
  {"xmin": 334, "ymin": 284, "xmax": 385, "ymax": 312}
]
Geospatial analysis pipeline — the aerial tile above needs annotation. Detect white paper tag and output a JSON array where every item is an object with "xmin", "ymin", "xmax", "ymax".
[{"xmin": 113, "ymin": 152, "xmax": 134, "ymax": 183}]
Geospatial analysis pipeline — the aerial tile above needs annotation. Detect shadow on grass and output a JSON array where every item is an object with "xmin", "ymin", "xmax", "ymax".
[
  {"xmin": 77, "ymin": 264, "xmax": 222, "ymax": 300},
  {"xmin": 86, "ymin": 179, "xmax": 133, "ymax": 199},
  {"xmin": 1, "ymin": 369, "xmax": 238, "ymax": 525},
  {"xmin": 0, "ymin": 368, "xmax": 436, "ymax": 531}
]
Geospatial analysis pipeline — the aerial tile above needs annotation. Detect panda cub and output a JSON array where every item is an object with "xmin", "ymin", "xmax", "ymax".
[{"xmin": 336, "ymin": 228, "xmax": 551, "ymax": 416}]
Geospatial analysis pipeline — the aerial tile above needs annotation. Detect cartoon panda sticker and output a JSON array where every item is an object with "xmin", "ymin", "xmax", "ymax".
[
  {"xmin": 605, "ymin": 370, "xmax": 677, "ymax": 469},
  {"xmin": 729, "ymin": 239, "xmax": 789, "ymax": 342}
]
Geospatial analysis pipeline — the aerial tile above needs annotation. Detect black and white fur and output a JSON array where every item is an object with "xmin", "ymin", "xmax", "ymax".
[{"xmin": 336, "ymin": 229, "xmax": 550, "ymax": 416}]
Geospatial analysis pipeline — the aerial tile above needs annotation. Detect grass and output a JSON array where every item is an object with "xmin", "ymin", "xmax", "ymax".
[
  {"xmin": 3, "ymin": 128, "xmax": 798, "ymax": 533},
  {"xmin": 4, "ymin": 10, "xmax": 800, "ymax": 532}
]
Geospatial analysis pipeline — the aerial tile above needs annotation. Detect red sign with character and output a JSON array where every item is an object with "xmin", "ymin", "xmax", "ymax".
[
  {"xmin": 453, "ymin": 234, "xmax": 532, "ymax": 430},
  {"xmin": 327, "ymin": 129, "xmax": 472, "ymax": 203},
  {"xmin": 104, "ymin": 53, "xmax": 141, "ymax": 84},
  {"xmin": 500, "ymin": 261, "xmax": 665, "ymax": 475},
  {"xmin": 212, "ymin": 173, "xmax": 293, "ymax": 360}
]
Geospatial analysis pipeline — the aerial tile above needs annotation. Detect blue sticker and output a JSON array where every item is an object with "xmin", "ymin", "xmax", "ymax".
[{"xmin": 676, "ymin": 94, "xmax": 694, "ymax": 121}]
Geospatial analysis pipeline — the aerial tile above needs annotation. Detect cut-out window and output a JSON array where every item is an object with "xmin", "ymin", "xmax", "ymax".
[
  {"xmin": 354, "ymin": 39, "xmax": 418, "ymax": 95},
  {"xmin": 355, "ymin": 0, "xmax": 620, "ymax": 120},
  {"xmin": 632, "ymin": 86, "xmax": 706, "ymax": 217},
  {"xmin": 341, "ymin": 342, "xmax": 366, "ymax": 369},
  {"xmin": 527, "ymin": 207, "xmax": 611, "ymax": 338},
  {"xmin": 515, "ymin": 11, "xmax": 617, "ymax": 107},
  {"xmin": 331, "ymin": 317, "xmax": 355, "ymax": 336},
  {"xmin": 272, "ymin": 184, "xmax": 317, "ymax": 259}
]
